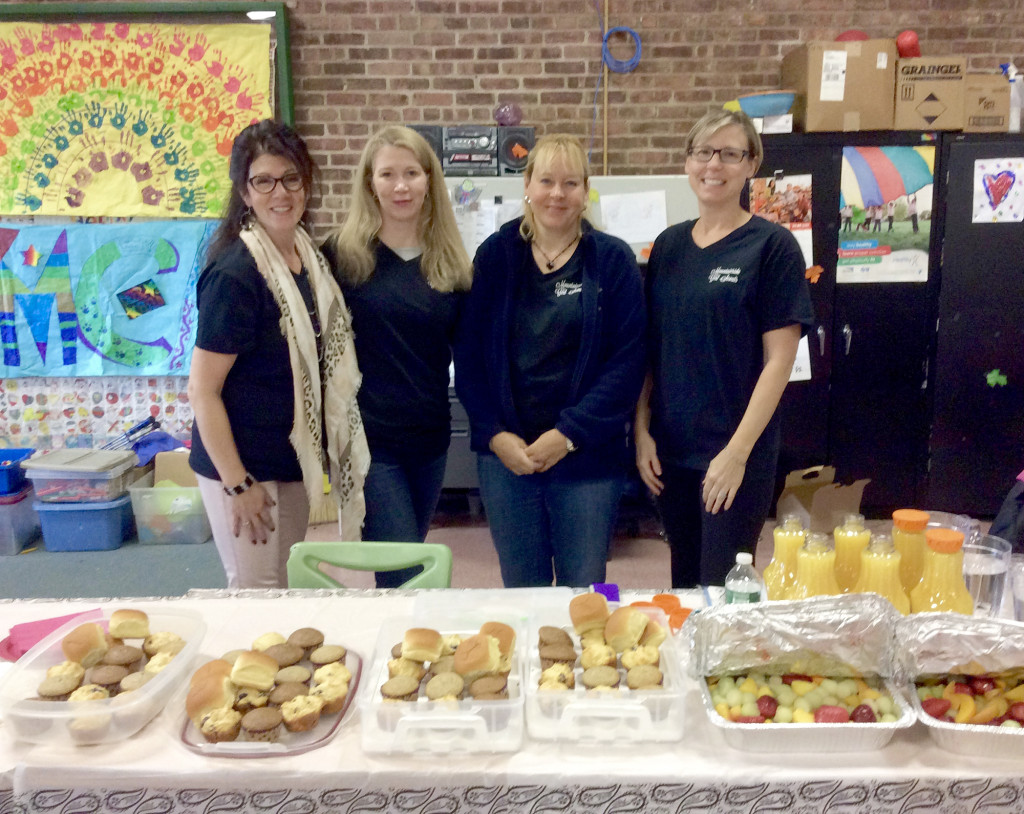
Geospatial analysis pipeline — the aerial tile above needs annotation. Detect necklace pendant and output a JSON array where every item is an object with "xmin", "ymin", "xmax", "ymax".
[{"xmin": 546, "ymin": 261, "xmax": 554, "ymax": 270}]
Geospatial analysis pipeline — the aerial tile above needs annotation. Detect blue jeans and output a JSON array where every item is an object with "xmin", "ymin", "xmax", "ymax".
[
  {"xmin": 362, "ymin": 448, "xmax": 448, "ymax": 588},
  {"xmin": 477, "ymin": 453, "xmax": 624, "ymax": 588}
]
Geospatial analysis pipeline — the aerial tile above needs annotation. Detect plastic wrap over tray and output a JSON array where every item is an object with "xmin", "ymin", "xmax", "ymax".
[
  {"xmin": 895, "ymin": 613, "xmax": 1024, "ymax": 678},
  {"xmin": 688, "ymin": 594, "xmax": 900, "ymax": 679}
]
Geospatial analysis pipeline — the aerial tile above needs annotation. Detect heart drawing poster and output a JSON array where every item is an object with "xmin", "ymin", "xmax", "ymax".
[{"xmin": 973, "ymin": 157, "xmax": 1024, "ymax": 223}]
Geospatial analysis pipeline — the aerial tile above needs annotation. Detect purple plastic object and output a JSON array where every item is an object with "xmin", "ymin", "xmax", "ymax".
[
  {"xmin": 591, "ymin": 582, "xmax": 620, "ymax": 603},
  {"xmin": 493, "ymin": 101, "xmax": 523, "ymax": 126}
]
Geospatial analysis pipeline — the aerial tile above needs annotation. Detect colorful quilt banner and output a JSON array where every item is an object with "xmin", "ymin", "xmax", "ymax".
[
  {"xmin": 0, "ymin": 22, "xmax": 272, "ymax": 218},
  {"xmin": 1, "ymin": 220, "xmax": 215, "ymax": 376}
]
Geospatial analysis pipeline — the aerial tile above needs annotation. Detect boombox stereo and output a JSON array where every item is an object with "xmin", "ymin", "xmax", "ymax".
[{"xmin": 442, "ymin": 125, "xmax": 498, "ymax": 176}]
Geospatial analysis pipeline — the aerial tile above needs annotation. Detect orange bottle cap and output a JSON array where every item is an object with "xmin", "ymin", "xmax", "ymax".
[
  {"xmin": 925, "ymin": 527, "xmax": 964, "ymax": 553},
  {"xmin": 893, "ymin": 509, "xmax": 930, "ymax": 532}
]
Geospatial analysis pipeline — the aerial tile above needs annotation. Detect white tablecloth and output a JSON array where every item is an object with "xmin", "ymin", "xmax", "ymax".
[{"xmin": 1, "ymin": 589, "xmax": 1023, "ymax": 814}]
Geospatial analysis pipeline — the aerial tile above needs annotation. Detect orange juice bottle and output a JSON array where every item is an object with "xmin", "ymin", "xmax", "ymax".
[
  {"xmin": 909, "ymin": 528, "xmax": 975, "ymax": 615},
  {"xmin": 853, "ymin": 533, "xmax": 910, "ymax": 614},
  {"xmin": 788, "ymin": 532, "xmax": 842, "ymax": 599},
  {"xmin": 763, "ymin": 514, "xmax": 805, "ymax": 599},
  {"xmin": 892, "ymin": 509, "xmax": 930, "ymax": 592},
  {"xmin": 833, "ymin": 513, "xmax": 871, "ymax": 592}
]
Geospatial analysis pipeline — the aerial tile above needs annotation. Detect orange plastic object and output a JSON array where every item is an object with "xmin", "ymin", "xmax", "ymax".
[
  {"xmin": 668, "ymin": 607, "xmax": 692, "ymax": 632},
  {"xmin": 652, "ymin": 593, "xmax": 681, "ymax": 612}
]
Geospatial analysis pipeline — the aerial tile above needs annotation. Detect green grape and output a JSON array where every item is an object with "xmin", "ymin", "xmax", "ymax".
[
  {"xmin": 725, "ymin": 688, "xmax": 743, "ymax": 708},
  {"xmin": 740, "ymin": 701, "xmax": 760, "ymax": 718},
  {"xmin": 819, "ymin": 678, "xmax": 840, "ymax": 697},
  {"xmin": 794, "ymin": 697, "xmax": 812, "ymax": 712},
  {"xmin": 773, "ymin": 705, "xmax": 794, "ymax": 723},
  {"xmin": 876, "ymin": 696, "xmax": 895, "ymax": 715},
  {"xmin": 775, "ymin": 686, "xmax": 797, "ymax": 707},
  {"xmin": 1000, "ymin": 720, "xmax": 1022, "ymax": 729}
]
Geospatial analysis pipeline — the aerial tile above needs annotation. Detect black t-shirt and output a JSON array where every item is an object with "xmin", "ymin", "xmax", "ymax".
[
  {"xmin": 189, "ymin": 239, "xmax": 303, "ymax": 483},
  {"xmin": 646, "ymin": 217, "xmax": 813, "ymax": 474},
  {"xmin": 324, "ymin": 242, "xmax": 464, "ymax": 459},
  {"xmin": 510, "ymin": 248, "xmax": 584, "ymax": 442}
]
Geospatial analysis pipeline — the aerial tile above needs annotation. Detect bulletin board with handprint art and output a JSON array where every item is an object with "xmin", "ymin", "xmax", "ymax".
[{"xmin": 0, "ymin": 16, "xmax": 277, "ymax": 218}]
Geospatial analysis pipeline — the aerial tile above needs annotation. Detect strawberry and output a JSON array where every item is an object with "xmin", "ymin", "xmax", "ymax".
[
  {"xmin": 1008, "ymin": 702, "xmax": 1024, "ymax": 723},
  {"xmin": 781, "ymin": 673, "xmax": 813, "ymax": 685},
  {"xmin": 813, "ymin": 705, "xmax": 850, "ymax": 723},
  {"xmin": 953, "ymin": 682, "xmax": 972, "ymax": 696},
  {"xmin": 734, "ymin": 715, "xmax": 767, "ymax": 724},
  {"xmin": 970, "ymin": 677, "xmax": 996, "ymax": 695},
  {"xmin": 850, "ymin": 704, "xmax": 877, "ymax": 723},
  {"xmin": 921, "ymin": 697, "xmax": 952, "ymax": 718},
  {"xmin": 756, "ymin": 695, "xmax": 778, "ymax": 718}
]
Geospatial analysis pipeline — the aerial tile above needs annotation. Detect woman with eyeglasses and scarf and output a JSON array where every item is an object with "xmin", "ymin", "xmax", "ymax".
[
  {"xmin": 635, "ymin": 109, "xmax": 813, "ymax": 589},
  {"xmin": 188, "ymin": 120, "xmax": 369, "ymax": 588}
]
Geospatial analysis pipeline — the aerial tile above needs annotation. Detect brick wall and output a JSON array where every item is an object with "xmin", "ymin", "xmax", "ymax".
[{"xmin": 6, "ymin": 0, "xmax": 1022, "ymax": 230}]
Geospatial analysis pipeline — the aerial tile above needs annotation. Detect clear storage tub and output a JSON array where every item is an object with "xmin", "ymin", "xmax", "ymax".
[
  {"xmin": 22, "ymin": 449, "xmax": 139, "ymax": 503},
  {"xmin": 0, "ymin": 486, "xmax": 40, "ymax": 555},
  {"xmin": 129, "ymin": 471, "xmax": 211, "ymax": 545},
  {"xmin": 358, "ymin": 614, "xmax": 525, "ymax": 754},
  {"xmin": 0, "ymin": 608, "xmax": 205, "ymax": 746}
]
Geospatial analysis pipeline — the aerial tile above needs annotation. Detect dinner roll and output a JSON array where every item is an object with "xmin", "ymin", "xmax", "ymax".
[
  {"xmin": 604, "ymin": 606, "xmax": 648, "ymax": 653},
  {"xmin": 61, "ymin": 622, "xmax": 109, "ymax": 668},
  {"xmin": 401, "ymin": 628, "xmax": 443, "ymax": 663},
  {"xmin": 229, "ymin": 650, "xmax": 279, "ymax": 691},
  {"xmin": 479, "ymin": 621, "xmax": 516, "ymax": 672},
  {"xmin": 569, "ymin": 592, "xmax": 609, "ymax": 636},
  {"xmin": 186, "ymin": 675, "xmax": 237, "ymax": 727},
  {"xmin": 453, "ymin": 633, "xmax": 501, "ymax": 685},
  {"xmin": 108, "ymin": 609, "xmax": 150, "ymax": 639}
]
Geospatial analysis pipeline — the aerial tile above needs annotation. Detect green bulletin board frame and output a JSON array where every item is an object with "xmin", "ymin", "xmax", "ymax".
[{"xmin": 0, "ymin": 1, "xmax": 294, "ymax": 124}]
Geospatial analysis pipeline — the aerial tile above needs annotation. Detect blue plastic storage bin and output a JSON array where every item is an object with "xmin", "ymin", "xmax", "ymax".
[
  {"xmin": 1, "ymin": 486, "xmax": 40, "ymax": 555},
  {"xmin": 0, "ymin": 448, "xmax": 34, "ymax": 495},
  {"xmin": 34, "ymin": 494, "xmax": 133, "ymax": 552}
]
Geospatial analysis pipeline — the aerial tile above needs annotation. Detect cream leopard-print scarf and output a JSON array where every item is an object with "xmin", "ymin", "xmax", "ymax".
[{"xmin": 240, "ymin": 221, "xmax": 369, "ymax": 539}]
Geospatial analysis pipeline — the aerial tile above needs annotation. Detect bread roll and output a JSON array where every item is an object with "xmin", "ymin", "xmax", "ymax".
[
  {"xmin": 639, "ymin": 619, "xmax": 667, "ymax": 649},
  {"xmin": 604, "ymin": 606, "xmax": 648, "ymax": 652},
  {"xmin": 190, "ymin": 659, "xmax": 233, "ymax": 689},
  {"xmin": 568, "ymin": 592, "xmax": 609, "ymax": 635},
  {"xmin": 453, "ymin": 633, "xmax": 501, "ymax": 685},
  {"xmin": 108, "ymin": 609, "xmax": 150, "ymax": 639},
  {"xmin": 401, "ymin": 628, "xmax": 443, "ymax": 663},
  {"xmin": 61, "ymin": 622, "xmax": 109, "ymax": 668},
  {"xmin": 479, "ymin": 621, "xmax": 516, "ymax": 672},
  {"xmin": 229, "ymin": 650, "xmax": 279, "ymax": 691}
]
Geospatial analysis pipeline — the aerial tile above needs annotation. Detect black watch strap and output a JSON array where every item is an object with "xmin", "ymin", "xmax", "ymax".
[{"xmin": 223, "ymin": 473, "xmax": 256, "ymax": 496}]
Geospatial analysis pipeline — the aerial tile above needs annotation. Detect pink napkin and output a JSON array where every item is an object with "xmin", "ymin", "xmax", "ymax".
[{"xmin": 4, "ymin": 608, "xmax": 103, "ymax": 661}]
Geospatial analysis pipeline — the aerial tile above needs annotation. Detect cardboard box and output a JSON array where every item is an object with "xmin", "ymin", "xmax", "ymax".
[
  {"xmin": 153, "ymin": 450, "xmax": 198, "ymax": 487},
  {"xmin": 782, "ymin": 39, "xmax": 897, "ymax": 132},
  {"xmin": 963, "ymin": 73, "xmax": 1011, "ymax": 133},
  {"xmin": 895, "ymin": 56, "xmax": 966, "ymax": 130},
  {"xmin": 776, "ymin": 466, "xmax": 870, "ymax": 535}
]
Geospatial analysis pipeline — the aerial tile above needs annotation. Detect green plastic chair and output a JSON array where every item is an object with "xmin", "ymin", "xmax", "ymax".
[{"xmin": 286, "ymin": 541, "xmax": 453, "ymax": 589}]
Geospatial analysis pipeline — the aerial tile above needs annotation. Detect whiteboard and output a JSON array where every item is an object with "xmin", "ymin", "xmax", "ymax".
[{"xmin": 445, "ymin": 175, "xmax": 698, "ymax": 261}]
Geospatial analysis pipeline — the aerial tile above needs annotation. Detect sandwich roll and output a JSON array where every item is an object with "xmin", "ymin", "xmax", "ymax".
[
  {"xmin": 479, "ymin": 621, "xmax": 516, "ymax": 672},
  {"xmin": 401, "ymin": 628, "xmax": 444, "ymax": 663},
  {"xmin": 108, "ymin": 609, "xmax": 150, "ymax": 639},
  {"xmin": 61, "ymin": 622, "xmax": 110, "ymax": 668},
  {"xmin": 568, "ymin": 592, "xmax": 609, "ymax": 636},
  {"xmin": 229, "ymin": 650, "xmax": 279, "ymax": 691},
  {"xmin": 453, "ymin": 633, "xmax": 501, "ymax": 685},
  {"xmin": 604, "ymin": 606, "xmax": 649, "ymax": 653}
]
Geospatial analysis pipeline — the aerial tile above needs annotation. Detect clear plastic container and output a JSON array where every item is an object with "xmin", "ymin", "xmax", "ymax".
[
  {"xmin": 35, "ymin": 494, "xmax": 133, "ymax": 551},
  {"xmin": 833, "ymin": 513, "xmax": 870, "ymax": 592},
  {"xmin": 764, "ymin": 515, "xmax": 805, "ymax": 600},
  {"xmin": 22, "ymin": 449, "xmax": 139, "ymax": 503},
  {"xmin": 0, "ymin": 608, "xmax": 205, "ymax": 746},
  {"xmin": 853, "ymin": 533, "xmax": 910, "ymax": 614},
  {"xmin": 129, "ymin": 471, "xmax": 212, "ymax": 545},
  {"xmin": 788, "ymin": 532, "xmax": 842, "ymax": 599},
  {"xmin": 524, "ymin": 605, "xmax": 685, "ymax": 743},
  {"xmin": 0, "ymin": 486, "xmax": 40, "ymax": 555},
  {"xmin": 359, "ymin": 614, "xmax": 525, "ymax": 754},
  {"xmin": 910, "ymin": 528, "xmax": 974, "ymax": 615}
]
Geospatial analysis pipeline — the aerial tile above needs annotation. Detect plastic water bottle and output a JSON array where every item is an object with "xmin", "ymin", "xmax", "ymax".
[{"xmin": 725, "ymin": 552, "xmax": 764, "ymax": 603}]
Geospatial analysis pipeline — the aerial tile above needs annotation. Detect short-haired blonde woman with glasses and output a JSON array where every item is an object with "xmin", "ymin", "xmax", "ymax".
[
  {"xmin": 456, "ymin": 133, "xmax": 646, "ymax": 587},
  {"xmin": 323, "ymin": 125, "xmax": 472, "ymax": 588},
  {"xmin": 635, "ymin": 109, "xmax": 813, "ymax": 589}
]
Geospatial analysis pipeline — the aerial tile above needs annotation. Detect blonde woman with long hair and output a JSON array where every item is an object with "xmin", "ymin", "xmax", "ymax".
[
  {"xmin": 455, "ymin": 134, "xmax": 646, "ymax": 587},
  {"xmin": 323, "ymin": 125, "xmax": 471, "ymax": 588}
]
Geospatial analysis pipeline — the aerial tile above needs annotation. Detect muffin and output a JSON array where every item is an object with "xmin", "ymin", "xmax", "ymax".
[
  {"xmin": 539, "ymin": 663, "xmax": 575, "ymax": 690},
  {"xmin": 538, "ymin": 625, "xmax": 573, "ymax": 648},
  {"xmin": 620, "ymin": 645, "xmax": 660, "ymax": 670},
  {"xmin": 390, "ymin": 642, "xmax": 404, "ymax": 659},
  {"xmin": 538, "ymin": 679, "xmax": 571, "ymax": 692},
  {"xmin": 67, "ymin": 713, "xmax": 112, "ymax": 744},
  {"xmin": 309, "ymin": 644, "xmax": 346, "ymax": 667},
  {"xmin": 427, "ymin": 655, "xmax": 457, "ymax": 677},
  {"xmin": 380, "ymin": 675, "xmax": 419, "ymax": 703},
  {"xmin": 281, "ymin": 694, "xmax": 324, "ymax": 732},
  {"xmin": 539, "ymin": 643, "xmax": 577, "ymax": 671},
  {"xmin": 312, "ymin": 662, "xmax": 352, "ymax": 685},
  {"xmin": 251, "ymin": 632, "xmax": 287, "ymax": 652},
  {"xmin": 287, "ymin": 627, "xmax": 325, "ymax": 658},
  {"xmin": 240, "ymin": 706, "xmax": 283, "ymax": 742},
  {"xmin": 102, "ymin": 644, "xmax": 144, "ymax": 670},
  {"xmin": 579, "ymin": 629, "xmax": 607, "ymax": 650},
  {"xmin": 200, "ymin": 707, "xmax": 242, "ymax": 742},
  {"xmin": 469, "ymin": 675, "xmax": 508, "ymax": 700},
  {"xmin": 143, "ymin": 631, "xmax": 184, "ymax": 657},
  {"xmin": 68, "ymin": 683, "xmax": 111, "ymax": 702},
  {"xmin": 119, "ymin": 671, "xmax": 152, "ymax": 694},
  {"xmin": 234, "ymin": 687, "xmax": 271, "ymax": 712},
  {"xmin": 626, "ymin": 664, "xmax": 664, "ymax": 690},
  {"xmin": 268, "ymin": 681, "xmax": 308, "ymax": 707},
  {"xmin": 46, "ymin": 660, "xmax": 86, "ymax": 684},
  {"xmin": 425, "ymin": 672, "xmax": 464, "ymax": 702},
  {"xmin": 263, "ymin": 642, "xmax": 304, "ymax": 669},
  {"xmin": 440, "ymin": 634, "xmax": 463, "ymax": 656},
  {"xmin": 581, "ymin": 665, "xmax": 620, "ymax": 691},
  {"xmin": 580, "ymin": 644, "xmax": 617, "ymax": 670},
  {"xmin": 310, "ymin": 681, "xmax": 349, "ymax": 714},
  {"xmin": 37, "ymin": 673, "xmax": 81, "ymax": 701},
  {"xmin": 87, "ymin": 664, "xmax": 129, "ymax": 695},
  {"xmin": 143, "ymin": 651, "xmax": 176, "ymax": 675},
  {"xmin": 276, "ymin": 665, "xmax": 312, "ymax": 686},
  {"xmin": 387, "ymin": 657, "xmax": 426, "ymax": 682}
]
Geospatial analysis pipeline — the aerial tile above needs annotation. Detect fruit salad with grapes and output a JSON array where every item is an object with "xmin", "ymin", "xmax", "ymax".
[
  {"xmin": 916, "ymin": 672, "xmax": 1024, "ymax": 728},
  {"xmin": 707, "ymin": 672, "xmax": 902, "ymax": 724}
]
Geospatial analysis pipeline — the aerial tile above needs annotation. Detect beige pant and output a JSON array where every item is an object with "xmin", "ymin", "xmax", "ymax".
[{"xmin": 197, "ymin": 475, "xmax": 310, "ymax": 589}]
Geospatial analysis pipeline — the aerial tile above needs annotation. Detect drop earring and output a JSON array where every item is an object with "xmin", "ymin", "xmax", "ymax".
[{"xmin": 240, "ymin": 206, "xmax": 254, "ymax": 229}]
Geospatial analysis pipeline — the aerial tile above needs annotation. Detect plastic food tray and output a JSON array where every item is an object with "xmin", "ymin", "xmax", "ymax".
[
  {"xmin": 178, "ymin": 648, "xmax": 362, "ymax": 758},
  {"xmin": 358, "ymin": 614, "xmax": 525, "ymax": 755},
  {"xmin": 911, "ymin": 692, "xmax": 1024, "ymax": 759},
  {"xmin": 22, "ymin": 449, "xmax": 139, "ymax": 503},
  {"xmin": 0, "ymin": 608, "xmax": 205, "ymax": 746},
  {"xmin": 524, "ymin": 606, "xmax": 686, "ymax": 743},
  {"xmin": 699, "ymin": 676, "xmax": 915, "ymax": 752}
]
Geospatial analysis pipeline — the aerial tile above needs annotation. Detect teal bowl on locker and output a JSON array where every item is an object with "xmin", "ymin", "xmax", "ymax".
[{"xmin": 737, "ymin": 91, "xmax": 796, "ymax": 118}]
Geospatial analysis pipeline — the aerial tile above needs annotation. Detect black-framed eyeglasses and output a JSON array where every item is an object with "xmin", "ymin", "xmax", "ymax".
[
  {"xmin": 687, "ymin": 146, "xmax": 749, "ymax": 164},
  {"xmin": 247, "ymin": 172, "xmax": 305, "ymax": 194}
]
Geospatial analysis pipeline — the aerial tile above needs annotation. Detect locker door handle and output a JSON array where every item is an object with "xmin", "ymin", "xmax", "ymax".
[
  {"xmin": 842, "ymin": 324, "xmax": 853, "ymax": 355},
  {"xmin": 817, "ymin": 326, "xmax": 826, "ymax": 356}
]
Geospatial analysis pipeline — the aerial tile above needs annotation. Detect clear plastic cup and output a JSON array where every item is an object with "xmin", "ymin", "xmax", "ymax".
[
  {"xmin": 926, "ymin": 511, "xmax": 982, "ymax": 545},
  {"xmin": 961, "ymin": 534, "xmax": 1012, "ymax": 617},
  {"xmin": 1010, "ymin": 554, "xmax": 1024, "ymax": 623}
]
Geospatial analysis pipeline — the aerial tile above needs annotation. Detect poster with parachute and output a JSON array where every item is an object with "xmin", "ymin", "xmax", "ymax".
[{"xmin": 837, "ymin": 145, "xmax": 934, "ymax": 283}]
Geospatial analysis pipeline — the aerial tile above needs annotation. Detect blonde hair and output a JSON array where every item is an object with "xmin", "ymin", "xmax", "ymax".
[
  {"xmin": 327, "ymin": 125, "xmax": 471, "ymax": 292},
  {"xmin": 519, "ymin": 133, "xmax": 591, "ymax": 243},
  {"xmin": 684, "ymin": 109, "xmax": 763, "ymax": 172}
]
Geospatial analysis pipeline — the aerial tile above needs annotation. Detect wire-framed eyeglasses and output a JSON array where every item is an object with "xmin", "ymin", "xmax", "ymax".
[
  {"xmin": 248, "ymin": 172, "xmax": 305, "ymax": 194},
  {"xmin": 687, "ymin": 146, "xmax": 750, "ymax": 164}
]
